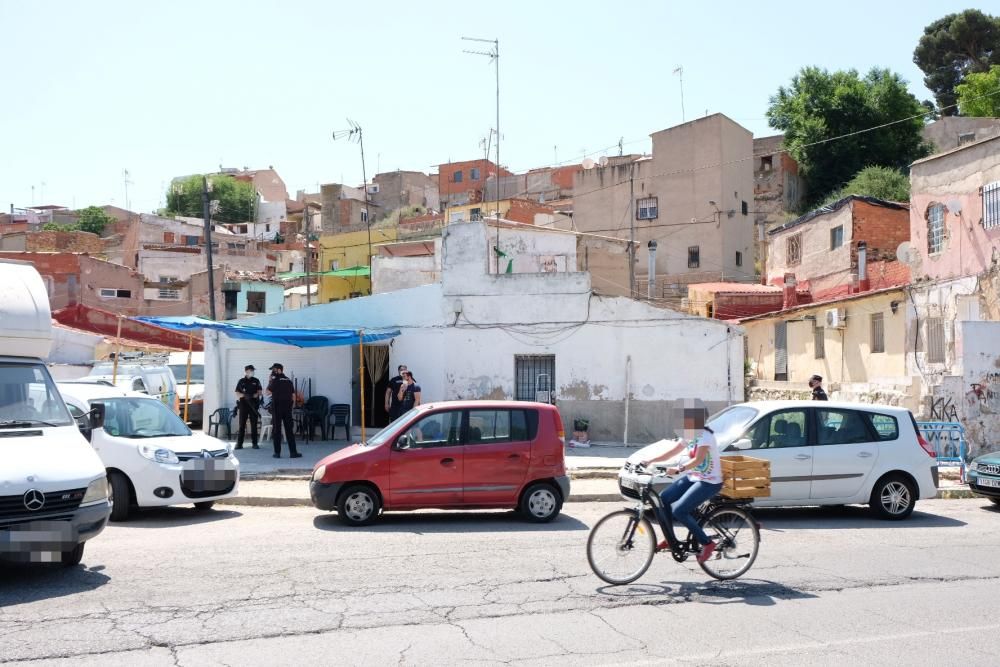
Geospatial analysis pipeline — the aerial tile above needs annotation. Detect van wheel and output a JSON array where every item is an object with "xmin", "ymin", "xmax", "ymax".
[
  {"xmin": 337, "ymin": 485, "xmax": 381, "ymax": 526},
  {"xmin": 520, "ymin": 482, "xmax": 562, "ymax": 523},
  {"xmin": 869, "ymin": 474, "xmax": 916, "ymax": 520},
  {"xmin": 61, "ymin": 543, "xmax": 85, "ymax": 567},
  {"xmin": 194, "ymin": 501, "xmax": 215, "ymax": 511},
  {"xmin": 107, "ymin": 471, "xmax": 132, "ymax": 522}
]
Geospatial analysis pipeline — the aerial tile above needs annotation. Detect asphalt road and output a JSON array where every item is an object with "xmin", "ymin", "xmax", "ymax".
[{"xmin": 2, "ymin": 499, "xmax": 999, "ymax": 666}]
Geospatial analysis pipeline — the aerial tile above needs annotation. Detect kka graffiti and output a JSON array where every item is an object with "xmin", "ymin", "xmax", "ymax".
[{"xmin": 928, "ymin": 395, "xmax": 959, "ymax": 421}]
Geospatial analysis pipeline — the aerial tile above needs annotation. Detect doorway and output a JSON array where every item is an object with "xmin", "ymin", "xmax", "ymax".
[{"xmin": 351, "ymin": 344, "xmax": 392, "ymax": 429}]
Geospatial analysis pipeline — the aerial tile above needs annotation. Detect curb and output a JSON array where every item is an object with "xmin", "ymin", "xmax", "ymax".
[
  {"xmin": 240, "ymin": 469, "xmax": 622, "ymax": 483},
  {"xmin": 218, "ymin": 493, "xmax": 626, "ymax": 509}
]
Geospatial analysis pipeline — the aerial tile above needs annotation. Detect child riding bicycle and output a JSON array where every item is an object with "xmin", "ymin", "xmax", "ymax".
[{"xmin": 639, "ymin": 400, "xmax": 722, "ymax": 563}]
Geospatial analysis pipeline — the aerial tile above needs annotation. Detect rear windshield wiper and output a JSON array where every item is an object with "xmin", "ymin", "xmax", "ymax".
[{"xmin": 0, "ymin": 419, "xmax": 65, "ymax": 428}]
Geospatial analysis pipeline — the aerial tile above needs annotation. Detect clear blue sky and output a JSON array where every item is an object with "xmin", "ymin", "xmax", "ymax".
[{"xmin": 0, "ymin": 0, "xmax": 979, "ymax": 214}]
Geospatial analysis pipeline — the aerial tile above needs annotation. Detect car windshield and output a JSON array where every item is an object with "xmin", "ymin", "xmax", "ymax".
[
  {"xmin": 169, "ymin": 364, "xmax": 204, "ymax": 384},
  {"xmin": 365, "ymin": 407, "xmax": 420, "ymax": 447},
  {"xmin": 0, "ymin": 362, "xmax": 74, "ymax": 427},
  {"xmin": 706, "ymin": 406, "xmax": 759, "ymax": 447},
  {"xmin": 98, "ymin": 397, "xmax": 191, "ymax": 438}
]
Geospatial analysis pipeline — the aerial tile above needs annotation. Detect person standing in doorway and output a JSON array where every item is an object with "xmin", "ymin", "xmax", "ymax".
[
  {"xmin": 809, "ymin": 375, "xmax": 828, "ymax": 401},
  {"xmin": 234, "ymin": 365, "xmax": 262, "ymax": 449},
  {"xmin": 385, "ymin": 364, "xmax": 407, "ymax": 421},
  {"xmin": 396, "ymin": 370, "xmax": 421, "ymax": 413},
  {"xmin": 266, "ymin": 363, "xmax": 301, "ymax": 459}
]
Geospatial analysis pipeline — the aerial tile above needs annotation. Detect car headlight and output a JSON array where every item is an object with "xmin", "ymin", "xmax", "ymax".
[
  {"xmin": 313, "ymin": 464, "xmax": 327, "ymax": 482},
  {"xmin": 967, "ymin": 461, "xmax": 978, "ymax": 473},
  {"xmin": 81, "ymin": 476, "xmax": 109, "ymax": 505},
  {"xmin": 138, "ymin": 444, "xmax": 180, "ymax": 465}
]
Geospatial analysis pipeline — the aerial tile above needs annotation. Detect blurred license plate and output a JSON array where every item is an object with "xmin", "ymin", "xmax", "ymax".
[
  {"xmin": 621, "ymin": 477, "xmax": 643, "ymax": 491},
  {"xmin": 978, "ymin": 477, "xmax": 1000, "ymax": 488}
]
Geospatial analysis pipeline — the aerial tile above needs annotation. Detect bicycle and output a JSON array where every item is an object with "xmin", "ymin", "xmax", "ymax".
[{"xmin": 587, "ymin": 463, "xmax": 761, "ymax": 583}]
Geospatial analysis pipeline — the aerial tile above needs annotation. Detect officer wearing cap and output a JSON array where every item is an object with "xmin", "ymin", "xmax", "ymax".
[
  {"xmin": 266, "ymin": 362, "xmax": 301, "ymax": 458},
  {"xmin": 809, "ymin": 374, "xmax": 828, "ymax": 401},
  {"xmin": 234, "ymin": 364, "xmax": 262, "ymax": 449}
]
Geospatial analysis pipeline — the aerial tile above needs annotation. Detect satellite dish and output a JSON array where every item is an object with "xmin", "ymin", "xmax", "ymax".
[
  {"xmin": 895, "ymin": 241, "xmax": 922, "ymax": 268},
  {"xmin": 582, "ymin": 158, "xmax": 596, "ymax": 170},
  {"xmin": 598, "ymin": 156, "xmax": 609, "ymax": 167}
]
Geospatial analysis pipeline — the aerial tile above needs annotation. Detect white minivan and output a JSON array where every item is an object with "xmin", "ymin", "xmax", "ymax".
[
  {"xmin": 82, "ymin": 361, "xmax": 178, "ymax": 410},
  {"xmin": 622, "ymin": 401, "xmax": 939, "ymax": 520},
  {"xmin": 0, "ymin": 260, "xmax": 111, "ymax": 566},
  {"xmin": 168, "ymin": 351, "xmax": 205, "ymax": 426},
  {"xmin": 58, "ymin": 383, "xmax": 241, "ymax": 521}
]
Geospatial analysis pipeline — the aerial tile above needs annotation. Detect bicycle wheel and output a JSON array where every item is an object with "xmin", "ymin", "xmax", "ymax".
[
  {"xmin": 587, "ymin": 510, "xmax": 656, "ymax": 585},
  {"xmin": 697, "ymin": 507, "xmax": 759, "ymax": 580}
]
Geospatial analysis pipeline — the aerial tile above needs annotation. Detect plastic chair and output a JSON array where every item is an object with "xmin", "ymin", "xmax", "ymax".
[
  {"xmin": 208, "ymin": 407, "xmax": 232, "ymax": 439},
  {"xmin": 259, "ymin": 412, "xmax": 273, "ymax": 441},
  {"xmin": 328, "ymin": 404, "xmax": 351, "ymax": 440},
  {"xmin": 302, "ymin": 396, "xmax": 330, "ymax": 441}
]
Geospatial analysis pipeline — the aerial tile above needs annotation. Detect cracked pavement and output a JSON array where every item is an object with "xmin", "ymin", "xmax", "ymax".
[{"xmin": 2, "ymin": 499, "xmax": 999, "ymax": 665}]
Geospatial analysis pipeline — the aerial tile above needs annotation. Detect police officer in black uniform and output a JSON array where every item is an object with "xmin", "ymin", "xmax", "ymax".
[
  {"xmin": 234, "ymin": 365, "xmax": 263, "ymax": 449},
  {"xmin": 266, "ymin": 362, "xmax": 301, "ymax": 459}
]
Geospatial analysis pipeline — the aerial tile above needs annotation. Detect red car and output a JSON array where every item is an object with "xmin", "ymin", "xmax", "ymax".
[{"xmin": 310, "ymin": 401, "xmax": 570, "ymax": 526}]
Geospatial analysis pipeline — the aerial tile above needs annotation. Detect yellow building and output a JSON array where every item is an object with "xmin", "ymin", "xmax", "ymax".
[
  {"xmin": 444, "ymin": 199, "xmax": 513, "ymax": 223},
  {"xmin": 317, "ymin": 227, "xmax": 397, "ymax": 301}
]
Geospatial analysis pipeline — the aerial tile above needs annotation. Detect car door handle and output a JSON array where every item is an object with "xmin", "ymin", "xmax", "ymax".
[
  {"xmin": 440, "ymin": 458, "xmax": 455, "ymax": 466},
  {"xmin": 858, "ymin": 452, "xmax": 874, "ymax": 458},
  {"xmin": 794, "ymin": 454, "xmax": 812, "ymax": 461}
]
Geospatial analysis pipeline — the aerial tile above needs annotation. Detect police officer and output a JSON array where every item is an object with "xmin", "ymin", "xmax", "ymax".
[
  {"xmin": 809, "ymin": 374, "xmax": 829, "ymax": 401},
  {"xmin": 234, "ymin": 365, "xmax": 262, "ymax": 449},
  {"xmin": 266, "ymin": 363, "xmax": 301, "ymax": 459}
]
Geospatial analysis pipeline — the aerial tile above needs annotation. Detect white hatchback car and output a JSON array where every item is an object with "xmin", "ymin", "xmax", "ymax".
[
  {"xmin": 58, "ymin": 383, "xmax": 240, "ymax": 521},
  {"xmin": 622, "ymin": 401, "xmax": 939, "ymax": 520}
]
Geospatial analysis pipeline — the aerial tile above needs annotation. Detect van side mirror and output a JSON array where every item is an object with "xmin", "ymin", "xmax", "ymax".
[
  {"xmin": 89, "ymin": 403, "xmax": 106, "ymax": 430},
  {"xmin": 396, "ymin": 434, "xmax": 413, "ymax": 451},
  {"xmin": 725, "ymin": 438, "xmax": 752, "ymax": 452}
]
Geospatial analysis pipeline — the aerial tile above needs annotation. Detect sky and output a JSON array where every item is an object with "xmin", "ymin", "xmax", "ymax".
[{"xmin": 0, "ymin": 0, "xmax": 984, "ymax": 214}]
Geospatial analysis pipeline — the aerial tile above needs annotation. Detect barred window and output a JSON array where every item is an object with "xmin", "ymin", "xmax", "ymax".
[
  {"xmin": 984, "ymin": 181, "xmax": 1000, "ymax": 230},
  {"xmin": 687, "ymin": 246, "xmax": 700, "ymax": 269},
  {"xmin": 814, "ymin": 326, "xmax": 825, "ymax": 359},
  {"xmin": 926, "ymin": 317, "xmax": 946, "ymax": 364},
  {"xmin": 927, "ymin": 204, "xmax": 946, "ymax": 254},
  {"xmin": 636, "ymin": 197, "xmax": 658, "ymax": 220},
  {"xmin": 870, "ymin": 313, "xmax": 885, "ymax": 353},
  {"xmin": 787, "ymin": 233, "xmax": 802, "ymax": 266}
]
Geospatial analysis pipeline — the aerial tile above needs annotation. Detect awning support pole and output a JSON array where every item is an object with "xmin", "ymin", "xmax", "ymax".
[
  {"xmin": 360, "ymin": 329, "xmax": 366, "ymax": 443},
  {"xmin": 112, "ymin": 314, "xmax": 123, "ymax": 384},
  {"xmin": 183, "ymin": 334, "xmax": 193, "ymax": 422}
]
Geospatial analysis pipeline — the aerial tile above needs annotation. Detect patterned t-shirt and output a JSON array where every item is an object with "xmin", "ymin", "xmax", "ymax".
[{"xmin": 685, "ymin": 430, "xmax": 723, "ymax": 485}]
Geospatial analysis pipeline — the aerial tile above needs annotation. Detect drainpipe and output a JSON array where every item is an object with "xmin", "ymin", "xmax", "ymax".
[
  {"xmin": 647, "ymin": 240, "xmax": 657, "ymax": 299},
  {"xmin": 623, "ymin": 355, "xmax": 631, "ymax": 446},
  {"xmin": 857, "ymin": 241, "xmax": 870, "ymax": 292}
]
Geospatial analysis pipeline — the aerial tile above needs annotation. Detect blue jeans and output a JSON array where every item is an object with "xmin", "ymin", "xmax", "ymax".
[{"xmin": 659, "ymin": 476, "xmax": 723, "ymax": 546}]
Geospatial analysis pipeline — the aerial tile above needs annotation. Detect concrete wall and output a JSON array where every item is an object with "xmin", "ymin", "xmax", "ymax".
[
  {"xmin": 910, "ymin": 136, "xmax": 1000, "ymax": 281},
  {"xmin": 922, "ymin": 117, "xmax": 1000, "ymax": 154},
  {"xmin": 235, "ymin": 281, "xmax": 285, "ymax": 315},
  {"xmin": 372, "ymin": 255, "xmax": 439, "ymax": 294},
  {"xmin": 139, "ymin": 250, "xmax": 268, "ymax": 282},
  {"xmin": 372, "ymin": 171, "xmax": 440, "ymax": 215}
]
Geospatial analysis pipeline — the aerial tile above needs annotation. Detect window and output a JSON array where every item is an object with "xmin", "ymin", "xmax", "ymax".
[
  {"xmin": 735, "ymin": 251, "xmax": 743, "ymax": 267},
  {"xmin": 329, "ymin": 260, "xmax": 340, "ymax": 271},
  {"xmin": 132, "ymin": 378, "xmax": 147, "ymax": 393},
  {"xmin": 814, "ymin": 326, "xmax": 825, "ymax": 359},
  {"xmin": 158, "ymin": 277, "xmax": 179, "ymax": 300},
  {"xmin": 636, "ymin": 197, "xmax": 658, "ymax": 220},
  {"xmin": 863, "ymin": 413, "xmax": 899, "ymax": 441},
  {"xmin": 870, "ymin": 312, "xmax": 885, "ymax": 353},
  {"xmin": 246, "ymin": 291, "xmax": 266, "ymax": 313},
  {"xmin": 926, "ymin": 316, "xmax": 946, "ymax": 363},
  {"xmin": 760, "ymin": 155, "xmax": 773, "ymax": 171},
  {"xmin": 830, "ymin": 225, "xmax": 844, "ymax": 250},
  {"xmin": 983, "ymin": 181, "xmax": 1000, "ymax": 230},
  {"xmin": 453, "ymin": 170, "xmax": 463, "ymax": 183},
  {"xmin": 927, "ymin": 203, "xmax": 946, "ymax": 254},
  {"xmin": 366, "ymin": 183, "xmax": 380, "ymax": 194},
  {"xmin": 468, "ymin": 410, "xmax": 512, "ymax": 444},
  {"xmin": 448, "ymin": 211, "xmax": 466, "ymax": 223},
  {"xmin": 403, "ymin": 411, "xmax": 462, "ymax": 447},
  {"xmin": 470, "ymin": 167, "xmax": 480, "ymax": 181},
  {"xmin": 958, "ymin": 132, "xmax": 977, "ymax": 146},
  {"xmin": 817, "ymin": 409, "xmax": 872, "ymax": 445},
  {"xmin": 360, "ymin": 209, "xmax": 368, "ymax": 224},
  {"xmin": 265, "ymin": 224, "xmax": 271, "ymax": 232},
  {"xmin": 469, "ymin": 208, "xmax": 482, "ymax": 221},
  {"xmin": 741, "ymin": 200, "xmax": 748, "ymax": 216},
  {"xmin": 786, "ymin": 233, "xmax": 802, "ymax": 266},
  {"xmin": 185, "ymin": 235, "xmax": 199, "ymax": 246},
  {"xmin": 744, "ymin": 409, "xmax": 808, "ymax": 449},
  {"xmin": 687, "ymin": 246, "xmax": 700, "ymax": 269},
  {"xmin": 100, "ymin": 288, "xmax": 132, "ymax": 298},
  {"xmin": 515, "ymin": 355, "xmax": 555, "ymax": 403}
]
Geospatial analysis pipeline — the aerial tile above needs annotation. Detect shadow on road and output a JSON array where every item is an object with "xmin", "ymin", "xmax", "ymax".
[
  {"xmin": 312, "ymin": 510, "xmax": 588, "ymax": 534},
  {"xmin": 596, "ymin": 577, "xmax": 817, "ymax": 606},
  {"xmin": 110, "ymin": 507, "xmax": 244, "ymax": 529},
  {"xmin": 753, "ymin": 505, "xmax": 967, "ymax": 530},
  {"xmin": 0, "ymin": 563, "xmax": 111, "ymax": 606}
]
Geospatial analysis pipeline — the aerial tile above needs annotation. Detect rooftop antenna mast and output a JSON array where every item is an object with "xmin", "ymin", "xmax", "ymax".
[
  {"xmin": 673, "ymin": 66, "xmax": 685, "ymax": 122},
  {"xmin": 462, "ymin": 36, "xmax": 501, "ymax": 273},
  {"xmin": 333, "ymin": 119, "xmax": 372, "ymax": 293}
]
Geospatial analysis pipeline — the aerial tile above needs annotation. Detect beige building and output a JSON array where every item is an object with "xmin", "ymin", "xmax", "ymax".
[
  {"xmin": 921, "ymin": 117, "xmax": 1000, "ymax": 154},
  {"xmin": 573, "ymin": 114, "xmax": 755, "ymax": 299}
]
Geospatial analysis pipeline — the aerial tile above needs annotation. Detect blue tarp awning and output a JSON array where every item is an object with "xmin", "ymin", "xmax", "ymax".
[{"xmin": 133, "ymin": 316, "xmax": 399, "ymax": 349}]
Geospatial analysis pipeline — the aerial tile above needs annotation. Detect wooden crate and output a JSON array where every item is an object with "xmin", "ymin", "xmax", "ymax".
[{"xmin": 720, "ymin": 455, "xmax": 771, "ymax": 498}]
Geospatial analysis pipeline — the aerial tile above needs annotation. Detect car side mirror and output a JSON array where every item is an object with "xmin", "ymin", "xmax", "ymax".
[
  {"xmin": 396, "ymin": 434, "xmax": 413, "ymax": 451},
  {"xmin": 725, "ymin": 438, "xmax": 752, "ymax": 452},
  {"xmin": 89, "ymin": 403, "xmax": 106, "ymax": 430}
]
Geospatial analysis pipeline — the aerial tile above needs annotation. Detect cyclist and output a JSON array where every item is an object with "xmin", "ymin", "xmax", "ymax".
[{"xmin": 640, "ymin": 404, "xmax": 723, "ymax": 563}]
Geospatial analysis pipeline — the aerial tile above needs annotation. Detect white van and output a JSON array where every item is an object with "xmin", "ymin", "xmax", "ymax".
[
  {"xmin": 58, "ymin": 382, "xmax": 240, "ymax": 521},
  {"xmin": 168, "ymin": 351, "xmax": 205, "ymax": 426},
  {"xmin": 0, "ymin": 260, "xmax": 111, "ymax": 566},
  {"xmin": 82, "ymin": 361, "xmax": 178, "ymax": 410}
]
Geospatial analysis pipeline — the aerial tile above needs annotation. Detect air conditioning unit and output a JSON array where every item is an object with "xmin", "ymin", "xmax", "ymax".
[{"xmin": 825, "ymin": 308, "xmax": 846, "ymax": 328}]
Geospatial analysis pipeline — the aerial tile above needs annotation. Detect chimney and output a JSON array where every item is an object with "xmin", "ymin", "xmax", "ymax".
[
  {"xmin": 647, "ymin": 240, "xmax": 658, "ymax": 299},
  {"xmin": 782, "ymin": 272, "xmax": 798, "ymax": 309},
  {"xmin": 857, "ymin": 241, "xmax": 870, "ymax": 292}
]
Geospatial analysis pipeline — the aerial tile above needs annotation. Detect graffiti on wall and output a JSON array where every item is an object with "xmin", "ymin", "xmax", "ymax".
[
  {"xmin": 966, "ymin": 371, "xmax": 1000, "ymax": 417},
  {"xmin": 928, "ymin": 395, "xmax": 959, "ymax": 422}
]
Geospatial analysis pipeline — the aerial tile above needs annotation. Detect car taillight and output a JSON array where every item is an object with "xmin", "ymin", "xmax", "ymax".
[
  {"xmin": 918, "ymin": 434, "xmax": 936, "ymax": 458},
  {"xmin": 554, "ymin": 412, "xmax": 565, "ymax": 445}
]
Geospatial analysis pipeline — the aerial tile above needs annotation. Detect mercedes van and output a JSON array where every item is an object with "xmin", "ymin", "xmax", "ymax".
[{"xmin": 0, "ymin": 260, "xmax": 111, "ymax": 566}]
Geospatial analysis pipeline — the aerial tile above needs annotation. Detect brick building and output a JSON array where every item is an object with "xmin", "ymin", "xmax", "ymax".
[
  {"xmin": 0, "ymin": 251, "xmax": 144, "ymax": 313},
  {"xmin": 0, "ymin": 229, "xmax": 105, "ymax": 253},
  {"xmin": 437, "ymin": 159, "xmax": 513, "ymax": 208}
]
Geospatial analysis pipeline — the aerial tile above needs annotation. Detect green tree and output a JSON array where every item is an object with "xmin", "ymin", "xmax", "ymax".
[
  {"xmin": 822, "ymin": 166, "xmax": 910, "ymax": 206},
  {"xmin": 76, "ymin": 206, "xmax": 115, "ymax": 236},
  {"xmin": 955, "ymin": 65, "xmax": 1000, "ymax": 117},
  {"xmin": 165, "ymin": 174, "xmax": 256, "ymax": 223},
  {"xmin": 766, "ymin": 67, "xmax": 930, "ymax": 208},
  {"xmin": 914, "ymin": 10, "xmax": 1000, "ymax": 115}
]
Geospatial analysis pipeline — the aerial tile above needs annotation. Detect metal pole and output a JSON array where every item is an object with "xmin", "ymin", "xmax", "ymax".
[
  {"xmin": 183, "ymin": 334, "xmax": 193, "ymax": 422},
  {"xmin": 304, "ymin": 209, "xmax": 312, "ymax": 307},
  {"xmin": 359, "ymin": 330, "xmax": 366, "ymax": 443},
  {"xmin": 202, "ymin": 176, "xmax": 217, "ymax": 320},
  {"xmin": 358, "ymin": 128, "xmax": 372, "ymax": 295},
  {"xmin": 629, "ymin": 163, "xmax": 635, "ymax": 298},
  {"xmin": 494, "ymin": 38, "xmax": 500, "ymax": 271},
  {"xmin": 112, "ymin": 314, "xmax": 123, "ymax": 384}
]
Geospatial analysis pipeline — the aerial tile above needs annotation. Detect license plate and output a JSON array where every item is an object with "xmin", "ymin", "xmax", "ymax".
[
  {"xmin": 977, "ymin": 477, "xmax": 1000, "ymax": 489},
  {"xmin": 621, "ymin": 477, "xmax": 643, "ymax": 491}
]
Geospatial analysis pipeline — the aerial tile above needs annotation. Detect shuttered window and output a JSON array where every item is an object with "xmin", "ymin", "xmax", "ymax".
[
  {"xmin": 774, "ymin": 321, "xmax": 788, "ymax": 381},
  {"xmin": 814, "ymin": 326, "xmax": 825, "ymax": 359},
  {"xmin": 870, "ymin": 313, "xmax": 885, "ymax": 353},
  {"xmin": 926, "ymin": 317, "xmax": 946, "ymax": 363}
]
